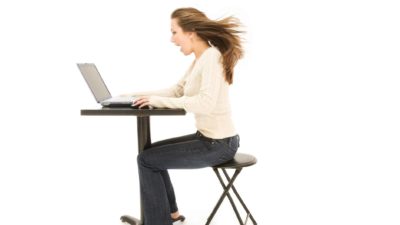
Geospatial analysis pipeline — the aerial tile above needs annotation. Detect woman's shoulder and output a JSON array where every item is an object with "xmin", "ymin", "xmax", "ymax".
[
  {"xmin": 199, "ymin": 47, "xmax": 222, "ymax": 64},
  {"xmin": 205, "ymin": 46, "xmax": 221, "ymax": 57}
]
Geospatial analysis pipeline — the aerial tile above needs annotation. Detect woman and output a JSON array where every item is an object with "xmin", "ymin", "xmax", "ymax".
[{"xmin": 129, "ymin": 7, "xmax": 244, "ymax": 225}]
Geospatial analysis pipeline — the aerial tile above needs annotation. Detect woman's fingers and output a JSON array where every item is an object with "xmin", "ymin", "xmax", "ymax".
[
  {"xmin": 133, "ymin": 97, "xmax": 147, "ymax": 104},
  {"xmin": 132, "ymin": 96, "xmax": 150, "ymax": 108},
  {"xmin": 138, "ymin": 101, "xmax": 150, "ymax": 108}
]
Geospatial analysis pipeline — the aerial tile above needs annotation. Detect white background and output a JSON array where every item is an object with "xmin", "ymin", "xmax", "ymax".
[{"xmin": 0, "ymin": 0, "xmax": 399, "ymax": 225}]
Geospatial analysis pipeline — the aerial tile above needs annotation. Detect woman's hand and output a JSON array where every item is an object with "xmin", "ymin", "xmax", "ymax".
[{"xmin": 132, "ymin": 96, "xmax": 153, "ymax": 109}]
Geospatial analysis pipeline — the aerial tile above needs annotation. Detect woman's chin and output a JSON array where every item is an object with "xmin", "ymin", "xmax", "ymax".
[{"xmin": 180, "ymin": 48, "xmax": 191, "ymax": 56}]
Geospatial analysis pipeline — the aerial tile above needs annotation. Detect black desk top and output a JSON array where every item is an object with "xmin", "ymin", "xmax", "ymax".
[{"xmin": 81, "ymin": 107, "xmax": 186, "ymax": 117}]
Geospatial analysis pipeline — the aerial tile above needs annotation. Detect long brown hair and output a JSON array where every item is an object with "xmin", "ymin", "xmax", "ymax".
[{"xmin": 171, "ymin": 7, "xmax": 244, "ymax": 84}]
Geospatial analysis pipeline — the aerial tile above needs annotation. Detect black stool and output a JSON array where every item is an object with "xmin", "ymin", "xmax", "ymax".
[{"xmin": 206, "ymin": 153, "xmax": 257, "ymax": 225}]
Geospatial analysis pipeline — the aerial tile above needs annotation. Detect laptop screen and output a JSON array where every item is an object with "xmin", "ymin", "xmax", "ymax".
[{"xmin": 78, "ymin": 63, "xmax": 112, "ymax": 103}]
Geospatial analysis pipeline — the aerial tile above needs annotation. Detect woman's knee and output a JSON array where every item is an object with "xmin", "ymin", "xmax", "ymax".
[
  {"xmin": 137, "ymin": 152, "xmax": 146, "ymax": 166},
  {"xmin": 137, "ymin": 150, "xmax": 157, "ymax": 169}
]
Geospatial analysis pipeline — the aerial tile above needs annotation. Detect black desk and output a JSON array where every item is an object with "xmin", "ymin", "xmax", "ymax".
[{"xmin": 81, "ymin": 107, "xmax": 186, "ymax": 225}]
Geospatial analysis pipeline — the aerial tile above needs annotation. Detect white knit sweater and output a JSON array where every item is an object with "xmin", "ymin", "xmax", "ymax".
[{"xmin": 134, "ymin": 47, "xmax": 236, "ymax": 139}]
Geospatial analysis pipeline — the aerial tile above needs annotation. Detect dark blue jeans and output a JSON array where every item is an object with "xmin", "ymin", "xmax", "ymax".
[{"xmin": 137, "ymin": 131, "xmax": 240, "ymax": 225}]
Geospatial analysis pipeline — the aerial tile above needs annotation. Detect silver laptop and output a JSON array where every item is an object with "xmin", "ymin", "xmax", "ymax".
[{"xmin": 77, "ymin": 63, "xmax": 135, "ymax": 107}]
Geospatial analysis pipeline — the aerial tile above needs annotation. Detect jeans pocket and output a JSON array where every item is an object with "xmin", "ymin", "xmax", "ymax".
[
  {"xmin": 230, "ymin": 135, "xmax": 240, "ymax": 150},
  {"xmin": 219, "ymin": 135, "xmax": 240, "ymax": 152},
  {"xmin": 216, "ymin": 145, "xmax": 237, "ymax": 164}
]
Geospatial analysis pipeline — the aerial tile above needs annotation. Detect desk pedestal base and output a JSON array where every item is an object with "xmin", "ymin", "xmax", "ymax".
[{"xmin": 121, "ymin": 215, "xmax": 142, "ymax": 225}]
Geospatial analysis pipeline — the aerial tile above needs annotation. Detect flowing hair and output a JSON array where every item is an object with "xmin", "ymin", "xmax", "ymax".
[{"xmin": 171, "ymin": 7, "xmax": 244, "ymax": 84}]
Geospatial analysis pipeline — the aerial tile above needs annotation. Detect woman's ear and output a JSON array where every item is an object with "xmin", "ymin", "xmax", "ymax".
[{"xmin": 188, "ymin": 32, "xmax": 195, "ymax": 40}]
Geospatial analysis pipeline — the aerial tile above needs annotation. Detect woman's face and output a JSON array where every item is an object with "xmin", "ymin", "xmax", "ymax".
[{"xmin": 170, "ymin": 18, "xmax": 193, "ymax": 55}]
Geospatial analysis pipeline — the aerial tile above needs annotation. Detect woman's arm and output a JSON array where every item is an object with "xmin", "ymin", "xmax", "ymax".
[{"xmin": 143, "ymin": 49, "xmax": 223, "ymax": 114}]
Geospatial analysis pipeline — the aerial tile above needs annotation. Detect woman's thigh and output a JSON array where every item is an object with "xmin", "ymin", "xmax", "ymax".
[
  {"xmin": 139, "ymin": 138, "xmax": 231, "ymax": 170},
  {"xmin": 150, "ymin": 133, "xmax": 197, "ymax": 148}
]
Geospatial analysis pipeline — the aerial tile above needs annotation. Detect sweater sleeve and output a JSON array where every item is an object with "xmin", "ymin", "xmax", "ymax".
[{"xmin": 149, "ymin": 49, "xmax": 223, "ymax": 114}]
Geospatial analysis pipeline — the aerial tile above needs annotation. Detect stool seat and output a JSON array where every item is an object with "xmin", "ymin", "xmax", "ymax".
[{"xmin": 213, "ymin": 153, "xmax": 257, "ymax": 169}]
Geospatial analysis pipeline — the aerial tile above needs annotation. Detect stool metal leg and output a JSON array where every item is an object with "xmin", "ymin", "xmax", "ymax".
[
  {"xmin": 206, "ymin": 168, "xmax": 242, "ymax": 225},
  {"xmin": 222, "ymin": 169, "xmax": 257, "ymax": 225},
  {"xmin": 217, "ymin": 169, "xmax": 245, "ymax": 225}
]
